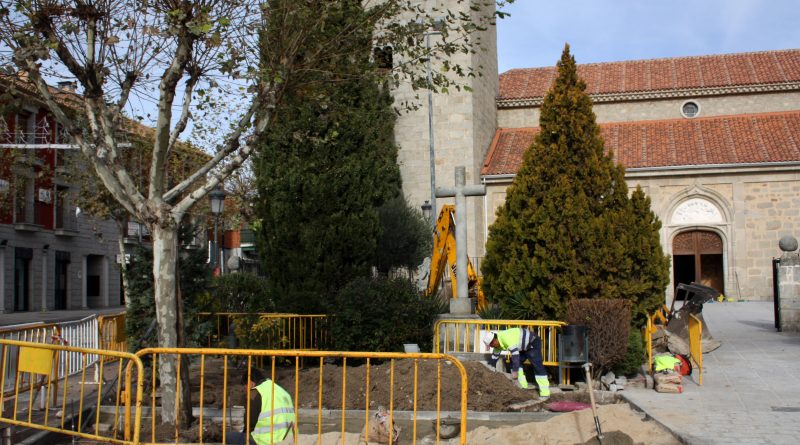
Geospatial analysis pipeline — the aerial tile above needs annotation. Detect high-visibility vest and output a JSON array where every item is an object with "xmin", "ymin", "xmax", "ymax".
[
  {"xmin": 496, "ymin": 328, "xmax": 523, "ymax": 352},
  {"xmin": 251, "ymin": 379, "xmax": 294, "ymax": 445},
  {"xmin": 653, "ymin": 354, "xmax": 681, "ymax": 373}
]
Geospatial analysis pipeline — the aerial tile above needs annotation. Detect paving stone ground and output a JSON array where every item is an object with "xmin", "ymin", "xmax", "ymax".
[{"xmin": 621, "ymin": 301, "xmax": 800, "ymax": 445}]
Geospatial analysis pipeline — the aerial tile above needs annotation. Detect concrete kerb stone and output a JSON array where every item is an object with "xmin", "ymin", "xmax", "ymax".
[{"xmin": 618, "ymin": 393, "xmax": 695, "ymax": 445}]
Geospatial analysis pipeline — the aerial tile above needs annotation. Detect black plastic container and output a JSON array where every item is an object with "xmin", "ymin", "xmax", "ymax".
[{"xmin": 560, "ymin": 324, "xmax": 588, "ymax": 362}]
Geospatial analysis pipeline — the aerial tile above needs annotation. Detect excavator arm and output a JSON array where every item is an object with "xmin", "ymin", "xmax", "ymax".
[{"xmin": 425, "ymin": 205, "xmax": 486, "ymax": 310}]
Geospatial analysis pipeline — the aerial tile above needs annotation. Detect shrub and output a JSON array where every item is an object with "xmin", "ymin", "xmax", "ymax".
[
  {"xmin": 205, "ymin": 273, "xmax": 276, "ymax": 313},
  {"xmin": 566, "ymin": 299, "xmax": 630, "ymax": 375},
  {"xmin": 374, "ymin": 195, "xmax": 432, "ymax": 275},
  {"xmin": 613, "ymin": 329, "xmax": 646, "ymax": 377},
  {"xmin": 328, "ymin": 276, "xmax": 447, "ymax": 352}
]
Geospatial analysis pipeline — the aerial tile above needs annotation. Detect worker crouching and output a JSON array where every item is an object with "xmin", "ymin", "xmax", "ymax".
[
  {"xmin": 226, "ymin": 368, "xmax": 296, "ymax": 444},
  {"xmin": 483, "ymin": 328, "xmax": 551, "ymax": 398}
]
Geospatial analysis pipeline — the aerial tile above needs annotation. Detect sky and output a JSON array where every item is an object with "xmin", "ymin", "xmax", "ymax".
[{"xmin": 496, "ymin": 0, "xmax": 800, "ymax": 73}]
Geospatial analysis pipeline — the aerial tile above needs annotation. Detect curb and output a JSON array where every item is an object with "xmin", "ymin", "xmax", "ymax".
[{"xmin": 619, "ymin": 393, "xmax": 696, "ymax": 445}]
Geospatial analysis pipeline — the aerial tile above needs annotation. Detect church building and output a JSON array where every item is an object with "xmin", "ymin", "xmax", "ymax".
[{"xmin": 394, "ymin": 3, "xmax": 800, "ymax": 301}]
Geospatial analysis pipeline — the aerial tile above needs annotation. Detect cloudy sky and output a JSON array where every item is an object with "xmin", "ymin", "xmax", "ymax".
[{"xmin": 496, "ymin": 0, "xmax": 800, "ymax": 73}]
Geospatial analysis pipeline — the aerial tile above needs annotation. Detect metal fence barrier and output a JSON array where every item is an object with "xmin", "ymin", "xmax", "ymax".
[
  {"xmin": 0, "ymin": 339, "xmax": 144, "ymax": 445},
  {"xmin": 99, "ymin": 313, "xmax": 128, "ymax": 354},
  {"xmin": 0, "ymin": 323, "xmax": 61, "ymax": 396},
  {"xmin": 433, "ymin": 319, "xmax": 566, "ymax": 366},
  {"xmin": 131, "ymin": 348, "xmax": 468, "ymax": 445},
  {"xmin": 197, "ymin": 313, "xmax": 328, "ymax": 350},
  {"xmin": 688, "ymin": 314, "xmax": 704, "ymax": 385},
  {"xmin": 644, "ymin": 305, "xmax": 670, "ymax": 373}
]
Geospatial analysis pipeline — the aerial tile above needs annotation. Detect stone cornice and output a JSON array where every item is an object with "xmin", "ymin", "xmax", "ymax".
[
  {"xmin": 482, "ymin": 161, "xmax": 800, "ymax": 183},
  {"xmin": 496, "ymin": 81, "xmax": 800, "ymax": 109}
]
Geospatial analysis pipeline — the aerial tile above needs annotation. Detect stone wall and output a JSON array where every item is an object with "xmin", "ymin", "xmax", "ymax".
[
  {"xmin": 778, "ymin": 253, "xmax": 800, "ymax": 332},
  {"xmin": 393, "ymin": 0, "xmax": 498, "ymax": 259},
  {"xmin": 497, "ymin": 91, "xmax": 800, "ymax": 128}
]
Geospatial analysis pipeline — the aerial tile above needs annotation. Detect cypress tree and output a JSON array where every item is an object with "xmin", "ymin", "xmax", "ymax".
[
  {"xmin": 255, "ymin": 1, "xmax": 401, "ymax": 313},
  {"xmin": 481, "ymin": 45, "xmax": 669, "ymax": 322}
]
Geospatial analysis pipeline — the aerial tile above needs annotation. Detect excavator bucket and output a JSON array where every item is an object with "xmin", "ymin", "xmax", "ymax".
[{"xmin": 664, "ymin": 283, "xmax": 722, "ymax": 354}]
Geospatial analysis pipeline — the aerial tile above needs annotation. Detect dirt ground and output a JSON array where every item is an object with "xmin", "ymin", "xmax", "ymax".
[{"xmin": 134, "ymin": 357, "xmax": 679, "ymax": 444}]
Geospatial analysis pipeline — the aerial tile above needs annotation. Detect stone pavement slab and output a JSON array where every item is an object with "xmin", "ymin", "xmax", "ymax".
[{"xmin": 621, "ymin": 301, "xmax": 800, "ymax": 445}]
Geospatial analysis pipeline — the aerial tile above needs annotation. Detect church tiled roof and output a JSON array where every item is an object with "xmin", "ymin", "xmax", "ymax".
[
  {"xmin": 481, "ymin": 111, "xmax": 800, "ymax": 176},
  {"xmin": 498, "ymin": 49, "xmax": 800, "ymax": 103}
]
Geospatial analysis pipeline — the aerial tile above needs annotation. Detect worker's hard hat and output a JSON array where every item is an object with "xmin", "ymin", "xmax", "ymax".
[{"xmin": 482, "ymin": 332, "xmax": 496, "ymax": 348}]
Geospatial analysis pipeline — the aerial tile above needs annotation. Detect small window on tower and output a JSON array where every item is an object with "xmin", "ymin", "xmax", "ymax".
[
  {"xmin": 373, "ymin": 46, "xmax": 393, "ymax": 70},
  {"xmin": 681, "ymin": 101, "xmax": 700, "ymax": 118}
]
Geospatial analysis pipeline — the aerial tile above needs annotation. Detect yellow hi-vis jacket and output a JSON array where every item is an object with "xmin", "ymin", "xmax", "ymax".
[
  {"xmin": 491, "ymin": 327, "xmax": 533, "ymax": 373},
  {"xmin": 252, "ymin": 379, "xmax": 294, "ymax": 445}
]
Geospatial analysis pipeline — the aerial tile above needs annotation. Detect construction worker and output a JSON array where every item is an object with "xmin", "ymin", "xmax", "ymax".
[
  {"xmin": 226, "ymin": 368, "xmax": 295, "ymax": 445},
  {"xmin": 482, "ymin": 328, "xmax": 551, "ymax": 397}
]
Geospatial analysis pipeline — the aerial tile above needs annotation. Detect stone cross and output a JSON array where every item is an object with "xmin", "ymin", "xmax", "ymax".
[{"xmin": 436, "ymin": 166, "xmax": 486, "ymax": 314}]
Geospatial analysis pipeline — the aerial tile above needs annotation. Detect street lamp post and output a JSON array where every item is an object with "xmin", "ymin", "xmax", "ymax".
[
  {"xmin": 421, "ymin": 200, "xmax": 433, "ymax": 223},
  {"xmin": 209, "ymin": 186, "xmax": 226, "ymax": 275},
  {"xmin": 425, "ymin": 30, "xmax": 441, "ymax": 228}
]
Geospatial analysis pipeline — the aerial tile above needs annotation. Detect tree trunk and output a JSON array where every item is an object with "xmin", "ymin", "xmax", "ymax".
[
  {"xmin": 175, "ymin": 251, "xmax": 194, "ymax": 424},
  {"xmin": 152, "ymin": 225, "xmax": 183, "ymax": 425}
]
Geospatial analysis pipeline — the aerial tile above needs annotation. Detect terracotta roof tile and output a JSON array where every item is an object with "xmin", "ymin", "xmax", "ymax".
[
  {"xmin": 481, "ymin": 111, "xmax": 800, "ymax": 176},
  {"xmin": 498, "ymin": 49, "xmax": 800, "ymax": 100}
]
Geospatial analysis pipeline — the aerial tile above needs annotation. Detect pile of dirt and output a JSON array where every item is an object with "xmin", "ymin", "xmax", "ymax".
[
  {"xmin": 196, "ymin": 358, "xmax": 540, "ymax": 412},
  {"xmin": 136, "ymin": 358, "xmax": 679, "ymax": 445}
]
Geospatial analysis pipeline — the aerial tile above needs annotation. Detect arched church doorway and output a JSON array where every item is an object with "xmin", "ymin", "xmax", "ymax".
[{"xmin": 672, "ymin": 230, "xmax": 724, "ymax": 298}]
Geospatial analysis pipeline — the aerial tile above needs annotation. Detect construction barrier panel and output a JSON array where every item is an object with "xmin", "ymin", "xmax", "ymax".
[
  {"xmin": 644, "ymin": 305, "xmax": 671, "ymax": 373},
  {"xmin": 0, "ymin": 339, "xmax": 144, "ymax": 445},
  {"xmin": 0, "ymin": 323, "xmax": 61, "ymax": 396},
  {"xmin": 132, "ymin": 348, "xmax": 468, "ymax": 445},
  {"xmin": 433, "ymin": 319, "xmax": 566, "ymax": 366},
  {"xmin": 99, "ymin": 312, "xmax": 128, "ymax": 354},
  {"xmin": 198, "ymin": 313, "xmax": 328, "ymax": 350},
  {"xmin": 688, "ymin": 314, "xmax": 704, "ymax": 385}
]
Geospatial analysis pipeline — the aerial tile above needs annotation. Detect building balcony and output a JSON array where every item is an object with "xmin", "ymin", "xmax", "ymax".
[
  {"xmin": 13, "ymin": 203, "xmax": 44, "ymax": 231},
  {"xmin": 1, "ymin": 130, "xmax": 78, "ymax": 150},
  {"xmin": 0, "ymin": 130, "xmax": 130, "ymax": 149},
  {"xmin": 54, "ymin": 213, "xmax": 79, "ymax": 237}
]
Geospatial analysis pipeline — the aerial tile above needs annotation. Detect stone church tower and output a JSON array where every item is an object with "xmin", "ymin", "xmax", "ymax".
[{"xmin": 393, "ymin": 1, "xmax": 499, "ymax": 262}]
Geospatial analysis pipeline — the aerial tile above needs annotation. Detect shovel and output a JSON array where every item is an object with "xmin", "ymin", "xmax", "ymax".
[{"xmin": 583, "ymin": 362, "xmax": 604, "ymax": 443}]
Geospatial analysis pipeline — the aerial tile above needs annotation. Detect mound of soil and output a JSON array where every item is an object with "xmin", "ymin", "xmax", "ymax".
[
  {"xmin": 199, "ymin": 358, "xmax": 539, "ymax": 412},
  {"xmin": 132, "ymin": 357, "xmax": 680, "ymax": 445}
]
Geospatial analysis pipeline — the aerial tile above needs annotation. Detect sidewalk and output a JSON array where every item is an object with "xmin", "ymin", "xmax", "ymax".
[
  {"xmin": 0, "ymin": 306, "xmax": 125, "ymax": 328},
  {"xmin": 621, "ymin": 301, "xmax": 800, "ymax": 445}
]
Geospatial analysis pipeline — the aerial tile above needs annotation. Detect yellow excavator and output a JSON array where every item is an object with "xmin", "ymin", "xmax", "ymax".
[{"xmin": 424, "ymin": 204, "xmax": 486, "ymax": 310}]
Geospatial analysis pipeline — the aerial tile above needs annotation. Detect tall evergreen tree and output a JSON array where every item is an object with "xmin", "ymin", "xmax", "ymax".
[
  {"xmin": 255, "ymin": 1, "xmax": 401, "ymax": 313},
  {"xmin": 481, "ymin": 45, "xmax": 669, "ymax": 322}
]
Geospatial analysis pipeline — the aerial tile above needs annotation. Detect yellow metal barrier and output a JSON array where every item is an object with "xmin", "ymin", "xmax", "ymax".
[
  {"xmin": 0, "ymin": 339, "xmax": 144, "ymax": 445},
  {"xmin": 688, "ymin": 314, "xmax": 704, "ymax": 385},
  {"xmin": 99, "ymin": 312, "xmax": 127, "ymax": 354},
  {"xmin": 198, "ymin": 313, "xmax": 328, "ymax": 350},
  {"xmin": 0, "ymin": 323, "xmax": 62, "ymax": 396},
  {"xmin": 131, "ymin": 348, "xmax": 468, "ymax": 445},
  {"xmin": 433, "ymin": 319, "xmax": 566, "ymax": 366},
  {"xmin": 644, "ymin": 305, "xmax": 671, "ymax": 373}
]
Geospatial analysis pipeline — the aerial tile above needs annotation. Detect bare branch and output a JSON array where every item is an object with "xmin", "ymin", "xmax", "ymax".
[
  {"xmin": 162, "ymin": 85, "xmax": 266, "ymax": 203},
  {"xmin": 148, "ymin": 18, "xmax": 195, "ymax": 201},
  {"xmin": 167, "ymin": 69, "xmax": 200, "ymax": 155}
]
